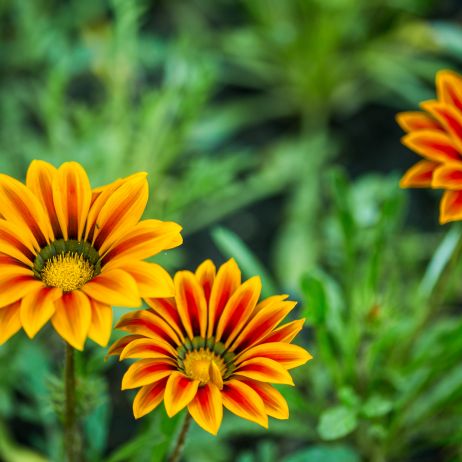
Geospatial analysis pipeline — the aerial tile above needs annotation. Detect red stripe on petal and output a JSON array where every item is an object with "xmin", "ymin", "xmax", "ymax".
[
  {"xmin": 396, "ymin": 111, "xmax": 442, "ymax": 133},
  {"xmin": 0, "ymin": 301, "xmax": 22, "ymax": 345},
  {"xmin": 234, "ymin": 357, "xmax": 294, "ymax": 385},
  {"xmin": 188, "ymin": 383, "xmax": 223, "ymax": 435},
  {"xmin": 122, "ymin": 359, "xmax": 175, "ymax": 389},
  {"xmin": 400, "ymin": 160, "xmax": 439, "ymax": 189},
  {"xmin": 402, "ymin": 131, "xmax": 461, "ymax": 163},
  {"xmin": 432, "ymin": 163, "xmax": 462, "ymax": 190},
  {"xmin": 440, "ymin": 190, "xmax": 462, "ymax": 224},
  {"xmin": 133, "ymin": 378, "xmax": 167, "ymax": 419},
  {"xmin": 262, "ymin": 319, "xmax": 305, "ymax": 343},
  {"xmin": 163, "ymin": 372, "xmax": 199, "ymax": 417}
]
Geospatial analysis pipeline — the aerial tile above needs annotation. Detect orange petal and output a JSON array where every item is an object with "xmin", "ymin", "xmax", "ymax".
[
  {"xmin": 0, "ymin": 255, "xmax": 34, "ymax": 278},
  {"xmin": 174, "ymin": 271, "xmax": 207, "ymax": 339},
  {"xmin": 241, "ymin": 380, "xmax": 289, "ymax": 420},
  {"xmin": 235, "ymin": 357, "xmax": 295, "ymax": 385},
  {"xmin": 432, "ymin": 163, "xmax": 462, "ymax": 190},
  {"xmin": 51, "ymin": 291, "xmax": 92, "ymax": 350},
  {"xmin": 400, "ymin": 160, "xmax": 439, "ymax": 188},
  {"xmin": 133, "ymin": 379, "xmax": 168, "ymax": 419},
  {"xmin": 230, "ymin": 296, "xmax": 296, "ymax": 352},
  {"xmin": 0, "ymin": 219, "xmax": 37, "ymax": 266},
  {"xmin": 401, "ymin": 130, "xmax": 461, "ymax": 163},
  {"xmin": 119, "ymin": 337, "xmax": 177, "ymax": 361},
  {"xmin": 236, "ymin": 342, "xmax": 313, "ymax": 370},
  {"xmin": 81, "ymin": 269, "xmax": 141, "ymax": 308},
  {"xmin": 0, "ymin": 173, "xmax": 52, "ymax": 246},
  {"xmin": 440, "ymin": 190, "xmax": 462, "ymax": 224},
  {"xmin": 164, "ymin": 372, "xmax": 199, "ymax": 417},
  {"xmin": 0, "ymin": 301, "xmax": 22, "ymax": 345},
  {"xmin": 421, "ymin": 101, "xmax": 462, "ymax": 153},
  {"xmin": 0, "ymin": 276, "xmax": 43, "ymax": 308},
  {"xmin": 436, "ymin": 70, "xmax": 462, "ymax": 111},
  {"xmin": 106, "ymin": 334, "xmax": 144, "ymax": 358},
  {"xmin": 263, "ymin": 319, "xmax": 305, "ymax": 343},
  {"xmin": 215, "ymin": 276, "xmax": 261, "ymax": 346},
  {"xmin": 207, "ymin": 259, "xmax": 241, "ymax": 338},
  {"xmin": 195, "ymin": 260, "xmax": 216, "ymax": 303},
  {"xmin": 52, "ymin": 162, "xmax": 92, "ymax": 240},
  {"xmin": 87, "ymin": 299, "xmax": 113, "ymax": 347},
  {"xmin": 122, "ymin": 359, "xmax": 174, "ymax": 390},
  {"xmin": 102, "ymin": 219, "xmax": 183, "ymax": 264},
  {"xmin": 20, "ymin": 286, "xmax": 62, "ymax": 338},
  {"xmin": 116, "ymin": 310, "xmax": 182, "ymax": 345},
  {"xmin": 116, "ymin": 261, "xmax": 174, "ymax": 298},
  {"xmin": 188, "ymin": 383, "xmax": 223, "ymax": 435},
  {"xmin": 93, "ymin": 173, "xmax": 148, "ymax": 255},
  {"xmin": 26, "ymin": 160, "xmax": 60, "ymax": 238},
  {"xmin": 145, "ymin": 298, "xmax": 184, "ymax": 342},
  {"xmin": 222, "ymin": 379, "xmax": 268, "ymax": 428},
  {"xmin": 396, "ymin": 111, "xmax": 442, "ymax": 133}
]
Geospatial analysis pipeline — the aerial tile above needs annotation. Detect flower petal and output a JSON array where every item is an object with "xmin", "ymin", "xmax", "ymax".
[
  {"xmin": 241, "ymin": 380, "xmax": 289, "ymax": 420},
  {"xmin": 0, "ymin": 173, "xmax": 52, "ymax": 246},
  {"xmin": 440, "ymin": 190, "xmax": 462, "ymax": 224},
  {"xmin": 188, "ymin": 383, "xmax": 223, "ymax": 435},
  {"xmin": 52, "ymin": 162, "xmax": 92, "ymax": 240},
  {"xmin": 207, "ymin": 259, "xmax": 241, "ymax": 338},
  {"xmin": 400, "ymin": 160, "xmax": 439, "ymax": 188},
  {"xmin": 432, "ymin": 163, "xmax": 462, "ymax": 190},
  {"xmin": 106, "ymin": 334, "xmax": 144, "ymax": 358},
  {"xmin": 133, "ymin": 378, "xmax": 168, "ymax": 419},
  {"xmin": 215, "ymin": 276, "xmax": 261, "ymax": 347},
  {"xmin": 87, "ymin": 299, "xmax": 113, "ymax": 347},
  {"xmin": 174, "ymin": 271, "xmax": 207, "ymax": 339},
  {"xmin": 396, "ymin": 111, "xmax": 442, "ymax": 133},
  {"xmin": 222, "ymin": 379, "xmax": 268, "ymax": 428},
  {"xmin": 421, "ymin": 101, "xmax": 462, "ymax": 153},
  {"xmin": 401, "ymin": 130, "xmax": 460, "ymax": 163},
  {"xmin": 116, "ymin": 310, "xmax": 182, "ymax": 345},
  {"xmin": 164, "ymin": 372, "xmax": 199, "ymax": 417},
  {"xmin": 102, "ymin": 220, "xmax": 183, "ymax": 265},
  {"xmin": 20, "ymin": 286, "xmax": 62, "ymax": 338},
  {"xmin": 0, "ymin": 276, "xmax": 43, "ymax": 308},
  {"xmin": 0, "ymin": 219, "xmax": 37, "ymax": 266},
  {"xmin": 436, "ymin": 70, "xmax": 462, "ymax": 111},
  {"xmin": 122, "ymin": 359, "xmax": 174, "ymax": 390},
  {"xmin": 0, "ymin": 302, "xmax": 22, "ymax": 345},
  {"xmin": 195, "ymin": 260, "xmax": 216, "ymax": 303},
  {"xmin": 263, "ymin": 319, "xmax": 305, "ymax": 343},
  {"xmin": 81, "ymin": 269, "xmax": 141, "ymax": 308},
  {"xmin": 51, "ymin": 291, "xmax": 92, "ymax": 350},
  {"xmin": 26, "ymin": 160, "xmax": 60, "ymax": 238},
  {"xmin": 235, "ymin": 357, "xmax": 295, "ymax": 385},
  {"xmin": 236, "ymin": 342, "xmax": 313, "ymax": 370},
  {"xmin": 92, "ymin": 173, "xmax": 148, "ymax": 255},
  {"xmin": 120, "ymin": 337, "xmax": 177, "ymax": 361},
  {"xmin": 145, "ymin": 298, "xmax": 184, "ymax": 342}
]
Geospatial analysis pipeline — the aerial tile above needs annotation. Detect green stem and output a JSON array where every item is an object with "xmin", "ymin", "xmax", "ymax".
[
  {"xmin": 168, "ymin": 413, "xmax": 192, "ymax": 462},
  {"xmin": 64, "ymin": 343, "xmax": 79, "ymax": 462}
]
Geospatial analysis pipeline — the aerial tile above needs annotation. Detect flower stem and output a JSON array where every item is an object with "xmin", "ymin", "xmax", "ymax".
[
  {"xmin": 168, "ymin": 412, "xmax": 192, "ymax": 462},
  {"xmin": 64, "ymin": 343, "xmax": 79, "ymax": 462}
]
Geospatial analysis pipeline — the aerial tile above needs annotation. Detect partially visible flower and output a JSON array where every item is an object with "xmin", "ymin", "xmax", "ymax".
[
  {"xmin": 109, "ymin": 259, "xmax": 312, "ymax": 435},
  {"xmin": 398, "ymin": 70, "xmax": 462, "ymax": 223},
  {"xmin": 0, "ymin": 160, "xmax": 182, "ymax": 349}
]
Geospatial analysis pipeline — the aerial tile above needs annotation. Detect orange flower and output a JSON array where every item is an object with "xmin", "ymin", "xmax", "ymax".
[
  {"xmin": 109, "ymin": 259, "xmax": 312, "ymax": 435},
  {"xmin": 398, "ymin": 70, "xmax": 462, "ymax": 224},
  {"xmin": 0, "ymin": 160, "xmax": 182, "ymax": 350}
]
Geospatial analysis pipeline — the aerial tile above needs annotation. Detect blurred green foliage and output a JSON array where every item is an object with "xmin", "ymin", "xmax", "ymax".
[{"xmin": 1, "ymin": 0, "xmax": 462, "ymax": 461}]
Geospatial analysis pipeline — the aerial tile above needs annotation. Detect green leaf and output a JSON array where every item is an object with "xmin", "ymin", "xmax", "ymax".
[
  {"xmin": 300, "ymin": 273, "xmax": 328, "ymax": 325},
  {"xmin": 317, "ymin": 406, "xmax": 358, "ymax": 441},
  {"xmin": 361, "ymin": 395, "xmax": 393, "ymax": 418},
  {"xmin": 282, "ymin": 445, "xmax": 360, "ymax": 462}
]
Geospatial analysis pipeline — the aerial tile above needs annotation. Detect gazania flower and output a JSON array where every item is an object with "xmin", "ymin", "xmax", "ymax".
[
  {"xmin": 398, "ymin": 69, "xmax": 462, "ymax": 223},
  {"xmin": 0, "ymin": 160, "xmax": 182, "ymax": 350},
  {"xmin": 109, "ymin": 259, "xmax": 312, "ymax": 435}
]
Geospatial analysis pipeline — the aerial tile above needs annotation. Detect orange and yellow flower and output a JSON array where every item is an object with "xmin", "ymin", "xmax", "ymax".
[
  {"xmin": 0, "ymin": 160, "xmax": 182, "ymax": 350},
  {"xmin": 398, "ymin": 70, "xmax": 462, "ymax": 224},
  {"xmin": 109, "ymin": 259, "xmax": 312, "ymax": 435}
]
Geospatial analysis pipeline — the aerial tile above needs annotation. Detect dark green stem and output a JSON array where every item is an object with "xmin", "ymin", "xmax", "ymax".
[
  {"xmin": 168, "ymin": 413, "xmax": 192, "ymax": 462},
  {"xmin": 64, "ymin": 343, "xmax": 79, "ymax": 462}
]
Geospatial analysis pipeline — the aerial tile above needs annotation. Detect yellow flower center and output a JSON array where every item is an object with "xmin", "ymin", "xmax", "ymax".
[
  {"xmin": 183, "ymin": 349, "xmax": 226, "ymax": 389},
  {"xmin": 41, "ymin": 252, "xmax": 95, "ymax": 292}
]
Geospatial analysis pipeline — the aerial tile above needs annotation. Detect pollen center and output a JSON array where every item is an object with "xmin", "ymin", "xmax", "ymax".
[
  {"xmin": 183, "ymin": 349, "xmax": 226, "ymax": 389},
  {"xmin": 41, "ymin": 252, "xmax": 95, "ymax": 292}
]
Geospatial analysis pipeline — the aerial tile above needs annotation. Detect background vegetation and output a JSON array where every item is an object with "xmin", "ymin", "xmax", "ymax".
[{"xmin": 1, "ymin": 0, "xmax": 462, "ymax": 461}]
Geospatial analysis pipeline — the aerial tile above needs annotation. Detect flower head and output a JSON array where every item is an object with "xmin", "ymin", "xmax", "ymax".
[
  {"xmin": 0, "ymin": 160, "xmax": 182, "ymax": 349},
  {"xmin": 398, "ymin": 70, "xmax": 462, "ymax": 223},
  {"xmin": 109, "ymin": 259, "xmax": 312, "ymax": 435}
]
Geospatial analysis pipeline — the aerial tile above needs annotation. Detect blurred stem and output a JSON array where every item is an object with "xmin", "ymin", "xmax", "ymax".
[
  {"xmin": 168, "ymin": 412, "xmax": 192, "ymax": 462},
  {"xmin": 64, "ymin": 343, "xmax": 79, "ymax": 462}
]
